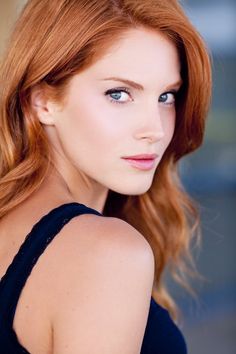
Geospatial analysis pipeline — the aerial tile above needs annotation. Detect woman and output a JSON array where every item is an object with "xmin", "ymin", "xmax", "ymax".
[{"xmin": 0, "ymin": 0, "xmax": 211, "ymax": 353}]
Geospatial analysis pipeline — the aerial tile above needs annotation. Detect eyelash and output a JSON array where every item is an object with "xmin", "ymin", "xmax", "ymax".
[
  {"xmin": 159, "ymin": 91, "xmax": 177, "ymax": 106},
  {"xmin": 104, "ymin": 87, "xmax": 177, "ymax": 105},
  {"xmin": 105, "ymin": 87, "xmax": 131, "ymax": 105}
]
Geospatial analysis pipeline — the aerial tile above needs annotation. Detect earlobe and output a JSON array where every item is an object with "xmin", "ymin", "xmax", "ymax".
[{"xmin": 31, "ymin": 87, "xmax": 55, "ymax": 126}]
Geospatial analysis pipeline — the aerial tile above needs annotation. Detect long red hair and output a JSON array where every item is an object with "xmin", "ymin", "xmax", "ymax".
[{"xmin": 0, "ymin": 0, "xmax": 212, "ymax": 320}]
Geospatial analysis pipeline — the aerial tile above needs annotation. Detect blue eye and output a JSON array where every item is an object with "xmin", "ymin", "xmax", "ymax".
[
  {"xmin": 158, "ymin": 92, "xmax": 176, "ymax": 105},
  {"xmin": 105, "ymin": 88, "xmax": 131, "ymax": 104}
]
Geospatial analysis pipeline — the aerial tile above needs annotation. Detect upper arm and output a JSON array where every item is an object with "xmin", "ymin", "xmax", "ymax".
[{"xmin": 50, "ymin": 216, "xmax": 155, "ymax": 354}]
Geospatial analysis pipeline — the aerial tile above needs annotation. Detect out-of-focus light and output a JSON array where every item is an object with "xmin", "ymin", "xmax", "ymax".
[{"xmin": 184, "ymin": 3, "xmax": 236, "ymax": 56}]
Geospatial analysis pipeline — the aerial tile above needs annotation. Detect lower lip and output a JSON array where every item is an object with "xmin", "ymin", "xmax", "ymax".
[{"xmin": 122, "ymin": 158, "xmax": 156, "ymax": 170}]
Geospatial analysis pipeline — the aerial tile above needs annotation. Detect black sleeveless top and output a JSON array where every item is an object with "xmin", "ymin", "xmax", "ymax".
[{"xmin": 0, "ymin": 203, "xmax": 187, "ymax": 353}]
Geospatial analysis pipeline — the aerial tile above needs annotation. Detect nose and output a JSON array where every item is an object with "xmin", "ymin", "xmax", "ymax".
[{"xmin": 134, "ymin": 103, "xmax": 165, "ymax": 143}]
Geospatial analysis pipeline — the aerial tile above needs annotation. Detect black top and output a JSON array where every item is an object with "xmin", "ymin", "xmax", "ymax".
[{"xmin": 0, "ymin": 203, "xmax": 187, "ymax": 353}]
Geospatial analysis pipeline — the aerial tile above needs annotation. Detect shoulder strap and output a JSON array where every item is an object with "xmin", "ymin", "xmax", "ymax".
[{"xmin": 0, "ymin": 202, "xmax": 102, "ymax": 328}]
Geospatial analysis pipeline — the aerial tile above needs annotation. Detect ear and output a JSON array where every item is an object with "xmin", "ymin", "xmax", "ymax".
[{"xmin": 31, "ymin": 86, "xmax": 57, "ymax": 126}]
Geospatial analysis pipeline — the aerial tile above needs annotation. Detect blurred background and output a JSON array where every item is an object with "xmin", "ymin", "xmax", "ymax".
[
  {"xmin": 0, "ymin": 0, "xmax": 235, "ymax": 353},
  {"xmin": 176, "ymin": 1, "xmax": 236, "ymax": 353}
]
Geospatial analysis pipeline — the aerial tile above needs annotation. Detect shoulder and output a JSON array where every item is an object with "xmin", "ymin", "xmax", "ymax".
[
  {"xmin": 47, "ymin": 213, "xmax": 155, "ymax": 293},
  {"xmin": 46, "ymin": 214, "xmax": 155, "ymax": 353},
  {"xmin": 48, "ymin": 213, "xmax": 155, "ymax": 271}
]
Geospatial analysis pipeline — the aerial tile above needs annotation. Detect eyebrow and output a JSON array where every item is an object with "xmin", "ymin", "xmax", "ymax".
[{"xmin": 100, "ymin": 76, "xmax": 183, "ymax": 91}]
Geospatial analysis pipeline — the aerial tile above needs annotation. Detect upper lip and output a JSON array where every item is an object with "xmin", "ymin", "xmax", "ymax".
[{"xmin": 122, "ymin": 153, "xmax": 158, "ymax": 159}]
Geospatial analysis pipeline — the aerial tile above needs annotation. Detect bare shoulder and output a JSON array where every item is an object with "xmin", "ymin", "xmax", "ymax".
[{"xmin": 48, "ymin": 214, "xmax": 155, "ymax": 354}]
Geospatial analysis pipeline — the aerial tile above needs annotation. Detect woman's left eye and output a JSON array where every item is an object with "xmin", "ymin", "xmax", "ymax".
[
  {"xmin": 158, "ymin": 92, "xmax": 176, "ymax": 105},
  {"xmin": 105, "ymin": 88, "xmax": 131, "ymax": 104}
]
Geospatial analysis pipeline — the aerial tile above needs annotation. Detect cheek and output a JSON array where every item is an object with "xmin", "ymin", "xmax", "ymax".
[
  {"xmin": 57, "ymin": 99, "xmax": 125, "ymax": 158},
  {"xmin": 163, "ymin": 112, "xmax": 176, "ymax": 144}
]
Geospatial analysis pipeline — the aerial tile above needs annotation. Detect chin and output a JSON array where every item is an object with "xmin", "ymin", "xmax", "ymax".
[{"xmin": 111, "ymin": 181, "xmax": 153, "ymax": 196}]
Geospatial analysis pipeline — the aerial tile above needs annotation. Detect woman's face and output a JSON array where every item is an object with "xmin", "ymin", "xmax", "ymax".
[{"xmin": 43, "ymin": 27, "xmax": 182, "ymax": 195}]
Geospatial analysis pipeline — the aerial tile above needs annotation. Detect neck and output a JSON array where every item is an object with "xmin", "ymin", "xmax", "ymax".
[{"xmin": 46, "ymin": 165, "xmax": 109, "ymax": 214}]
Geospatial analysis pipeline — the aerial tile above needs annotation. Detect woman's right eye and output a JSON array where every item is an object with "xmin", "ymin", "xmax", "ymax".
[{"xmin": 104, "ymin": 88, "xmax": 131, "ymax": 104}]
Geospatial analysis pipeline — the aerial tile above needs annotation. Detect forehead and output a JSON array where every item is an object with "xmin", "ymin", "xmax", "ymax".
[{"xmin": 86, "ymin": 27, "xmax": 181, "ymax": 82}]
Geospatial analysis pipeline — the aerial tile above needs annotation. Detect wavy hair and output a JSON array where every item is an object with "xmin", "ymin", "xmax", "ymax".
[{"xmin": 0, "ymin": 0, "xmax": 212, "ymax": 320}]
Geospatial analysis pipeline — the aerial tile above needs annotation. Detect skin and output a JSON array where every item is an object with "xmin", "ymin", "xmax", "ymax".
[
  {"xmin": 33, "ymin": 26, "xmax": 182, "ymax": 214},
  {"xmin": 0, "ymin": 27, "xmax": 182, "ymax": 353}
]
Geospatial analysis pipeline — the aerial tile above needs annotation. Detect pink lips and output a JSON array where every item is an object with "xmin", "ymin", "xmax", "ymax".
[
  {"xmin": 122, "ymin": 153, "xmax": 158, "ymax": 159},
  {"xmin": 122, "ymin": 153, "xmax": 158, "ymax": 171}
]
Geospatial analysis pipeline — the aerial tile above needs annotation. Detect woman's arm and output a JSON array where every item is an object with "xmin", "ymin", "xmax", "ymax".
[{"xmin": 49, "ymin": 216, "xmax": 155, "ymax": 354}]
